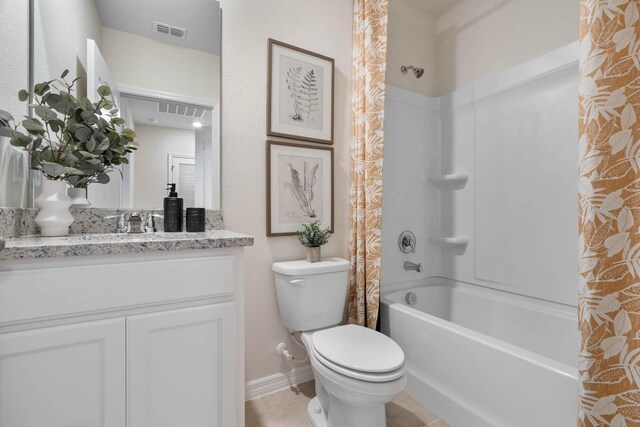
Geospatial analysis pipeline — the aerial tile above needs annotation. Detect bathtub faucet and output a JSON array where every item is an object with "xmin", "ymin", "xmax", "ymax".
[{"xmin": 404, "ymin": 261, "xmax": 423, "ymax": 272}]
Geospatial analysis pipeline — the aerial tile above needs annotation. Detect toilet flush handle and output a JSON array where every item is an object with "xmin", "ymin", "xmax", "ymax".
[{"xmin": 290, "ymin": 279, "xmax": 306, "ymax": 286}]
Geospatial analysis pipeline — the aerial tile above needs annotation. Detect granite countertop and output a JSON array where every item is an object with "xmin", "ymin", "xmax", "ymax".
[{"xmin": 0, "ymin": 230, "xmax": 254, "ymax": 261}]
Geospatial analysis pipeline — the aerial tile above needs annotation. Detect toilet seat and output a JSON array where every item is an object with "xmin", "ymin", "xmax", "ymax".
[
  {"xmin": 311, "ymin": 345, "xmax": 405, "ymax": 382},
  {"xmin": 310, "ymin": 325, "xmax": 405, "ymax": 382}
]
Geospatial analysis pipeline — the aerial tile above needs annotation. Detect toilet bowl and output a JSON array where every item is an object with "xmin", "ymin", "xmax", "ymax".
[
  {"xmin": 302, "ymin": 326, "xmax": 407, "ymax": 427},
  {"xmin": 272, "ymin": 258, "xmax": 407, "ymax": 427}
]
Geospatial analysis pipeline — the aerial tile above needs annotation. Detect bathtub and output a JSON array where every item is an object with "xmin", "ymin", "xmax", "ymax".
[{"xmin": 380, "ymin": 278, "xmax": 578, "ymax": 427}]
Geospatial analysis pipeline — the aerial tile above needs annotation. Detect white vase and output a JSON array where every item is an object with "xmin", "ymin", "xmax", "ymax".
[
  {"xmin": 35, "ymin": 180, "xmax": 74, "ymax": 237},
  {"xmin": 68, "ymin": 187, "xmax": 91, "ymax": 208}
]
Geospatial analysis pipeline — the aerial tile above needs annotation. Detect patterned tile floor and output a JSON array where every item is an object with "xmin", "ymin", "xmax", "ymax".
[{"xmin": 245, "ymin": 380, "xmax": 450, "ymax": 427}]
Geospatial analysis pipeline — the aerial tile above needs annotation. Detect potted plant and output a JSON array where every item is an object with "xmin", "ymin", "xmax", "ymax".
[
  {"xmin": 0, "ymin": 70, "xmax": 138, "ymax": 236},
  {"xmin": 296, "ymin": 220, "xmax": 330, "ymax": 263}
]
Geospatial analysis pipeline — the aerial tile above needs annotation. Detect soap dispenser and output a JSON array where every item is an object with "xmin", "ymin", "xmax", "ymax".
[{"xmin": 164, "ymin": 184, "xmax": 183, "ymax": 232}]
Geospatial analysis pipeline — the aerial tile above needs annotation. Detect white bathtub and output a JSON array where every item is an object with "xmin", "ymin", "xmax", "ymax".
[{"xmin": 380, "ymin": 278, "xmax": 578, "ymax": 427}]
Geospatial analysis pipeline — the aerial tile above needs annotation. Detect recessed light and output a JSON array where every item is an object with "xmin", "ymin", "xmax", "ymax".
[{"xmin": 192, "ymin": 122, "xmax": 202, "ymax": 128}]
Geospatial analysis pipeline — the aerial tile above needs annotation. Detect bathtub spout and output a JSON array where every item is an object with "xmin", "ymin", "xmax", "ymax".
[{"xmin": 404, "ymin": 261, "xmax": 423, "ymax": 272}]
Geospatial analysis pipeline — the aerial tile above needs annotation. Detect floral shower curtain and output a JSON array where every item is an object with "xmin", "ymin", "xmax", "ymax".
[
  {"xmin": 579, "ymin": 1, "xmax": 640, "ymax": 425},
  {"xmin": 347, "ymin": 0, "xmax": 388, "ymax": 329}
]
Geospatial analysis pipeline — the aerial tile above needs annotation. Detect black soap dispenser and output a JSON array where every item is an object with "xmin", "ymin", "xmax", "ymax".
[{"xmin": 164, "ymin": 183, "xmax": 183, "ymax": 232}]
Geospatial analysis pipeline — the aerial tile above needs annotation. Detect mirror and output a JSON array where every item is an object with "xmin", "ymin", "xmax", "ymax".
[{"xmin": 1, "ymin": 0, "xmax": 221, "ymax": 209}]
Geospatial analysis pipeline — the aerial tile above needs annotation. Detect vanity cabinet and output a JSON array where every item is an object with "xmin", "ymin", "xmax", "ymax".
[
  {"xmin": 127, "ymin": 303, "xmax": 236, "ymax": 427},
  {"xmin": 0, "ymin": 248, "xmax": 244, "ymax": 427},
  {"xmin": 0, "ymin": 318, "xmax": 126, "ymax": 427}
]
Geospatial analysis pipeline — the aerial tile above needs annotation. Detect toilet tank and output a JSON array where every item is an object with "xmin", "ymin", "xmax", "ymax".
[{"xmin": 273, "ymin": 258, "xmax": 350, "ymax": 332}]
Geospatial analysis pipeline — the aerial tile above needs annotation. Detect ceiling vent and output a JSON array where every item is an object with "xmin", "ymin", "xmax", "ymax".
[
  {"xmin": 158, "ymin": 101, "xmax": 206, "ymax": 119},
  {"xmin": 153, "ymin": 21, "xmax": 187, "ymax": 39}
]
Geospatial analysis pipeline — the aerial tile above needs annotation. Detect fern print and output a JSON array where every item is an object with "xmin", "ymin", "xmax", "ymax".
[
  {"xmin": 286, "ymin": 67, "xmax": 320, "ymax": 123},
  {"xmin": 286, "ymin": 66, "xmax": 304, "ymax": 122},
  {"xmin": 300, "ymin": 70, "xmax": 319, "ymax": 120},
  {"xmin": 270, "ymin": 40, "xmax": 332, "ymax": 143},
  {"xmin": 284, "ymin": 161, "xmax": 318, "ymax": 218}
]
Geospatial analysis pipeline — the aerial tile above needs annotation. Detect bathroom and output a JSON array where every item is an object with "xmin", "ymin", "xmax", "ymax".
[{"xmin": 0, "ymin": 0, "xmax": 632, "ymax": 426}]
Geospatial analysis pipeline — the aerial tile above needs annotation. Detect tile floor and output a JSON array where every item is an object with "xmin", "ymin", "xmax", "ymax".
[{"xmin": 245, "ymin": 380, "xmax": 450, "ymax": 427}]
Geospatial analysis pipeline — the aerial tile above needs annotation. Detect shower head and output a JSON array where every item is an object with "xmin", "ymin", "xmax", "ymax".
[{"xmin": 400, "ymin": 65, "xmax": 424, "ymax": 79}]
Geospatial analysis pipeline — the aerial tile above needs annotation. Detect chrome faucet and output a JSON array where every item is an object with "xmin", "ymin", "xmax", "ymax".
[
  {"xmin": 127, "ymin": 213, "xmax": 143, "ymax": 233},
  {"xmin": 143, "ymin": 214, "xmax": 163, "ymax": 233},
  {"xmin": 106, "ymin": 212, "xmax": 162, "ymax": 234},
  {"xmin": 143, "ymin": 214, "xmax": 156, "ymax": 233},
  {"xmin": 404, "ymin": 261, "xmax": 423, "ymax": 272},
  {"xmin": 104, "ymin": 213, "xmax": 129, "ymax": 233}
]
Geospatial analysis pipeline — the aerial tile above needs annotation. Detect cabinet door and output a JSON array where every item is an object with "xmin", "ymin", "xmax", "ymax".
[
  {"xmin": 128, "ymin": 303, "xmax": 237, "ymax": 427},
  {"xmin": 0, "ymin": 318, "xmax": 125, "ymax": 427}
]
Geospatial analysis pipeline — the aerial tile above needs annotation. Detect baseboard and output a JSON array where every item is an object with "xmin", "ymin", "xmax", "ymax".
[{"xmin": 245, "ymin": 366, "xmax": 314, "ymax": 401}]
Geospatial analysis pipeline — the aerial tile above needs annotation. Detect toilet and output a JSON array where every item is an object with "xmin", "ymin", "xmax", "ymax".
[{"xmin": 272, "ymin": 258, "xmax": 407, "ymax": 427}]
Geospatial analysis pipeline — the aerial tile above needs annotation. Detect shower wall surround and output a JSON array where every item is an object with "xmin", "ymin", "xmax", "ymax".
[
  {"xmin": 382, "ymin": 42, "xmax": 579, "ymax": 306},
  {"xmin": 381, "ymin": 86, "xmax": 439, "ymax": 285}
]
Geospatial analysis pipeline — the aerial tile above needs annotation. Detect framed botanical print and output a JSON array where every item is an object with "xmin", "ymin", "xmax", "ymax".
[
  {"xmin": 267, "ymin": 141, "xmax": 334, "ymax": 236},
  {"xmin": 267, "ymin": 39, "xmax": 334, "ymax": 145}
]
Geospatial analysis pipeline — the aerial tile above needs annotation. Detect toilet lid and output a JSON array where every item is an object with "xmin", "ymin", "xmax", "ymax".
[{"xmin": 312, "ymin": 325, "xmax": 405, "ymax": 373}]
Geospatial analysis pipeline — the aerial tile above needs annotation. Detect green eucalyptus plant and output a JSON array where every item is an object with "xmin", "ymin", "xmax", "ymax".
[
  {"xmin": 296, "ymin": 220, "xmax": 330, "ymax": 248},
  {"xmin": 0, "ymin": 69, "xmax": 138, "ymax": 188}
]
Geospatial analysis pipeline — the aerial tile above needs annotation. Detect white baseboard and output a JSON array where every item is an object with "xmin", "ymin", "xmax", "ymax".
[{"xmin": 245, "ymin": 366, "xmax": 315, "ymax": 401}]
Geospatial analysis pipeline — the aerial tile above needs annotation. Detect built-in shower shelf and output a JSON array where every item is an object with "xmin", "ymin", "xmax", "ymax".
[
  {"xmin": 427, "ymin": 236, "xmax": 469, "ymax": 248},
  {"xmin": 427, "ymin": 173, "xmax": 469, "ymax": 189}
]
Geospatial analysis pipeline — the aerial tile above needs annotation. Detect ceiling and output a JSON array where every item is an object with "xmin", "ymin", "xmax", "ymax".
[
  {"xmin": 95, "ymin": 0, "xmax": 221, "ymax": 55},
  {"xmin": 408, "ymin": 0, "xmax": 461, "ymax": 16},
  {"xmin": 123, "ymin": 95, "xmax": 212, "ymax": 131}
]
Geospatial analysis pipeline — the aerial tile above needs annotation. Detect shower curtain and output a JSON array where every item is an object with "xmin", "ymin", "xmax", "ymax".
[
  {"xmin": 579, "ymin": 1, "xmax": 640, "ymax": 426},
  {"xmin": 347, "ymin": 0, "xmax": 388, "ymax": 329}
]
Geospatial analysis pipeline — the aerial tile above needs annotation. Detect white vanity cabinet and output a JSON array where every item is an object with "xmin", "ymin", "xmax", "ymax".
[
  {"xmin": 0, "ymin": 318, "xmax": 127, "ymax": 427},
  {"xmin": 0, "ymin": 248, "xmax": 245, "ymax": 427},
  {"xmin": 127, "ymin": 303, "xmax": 236, "ymax": 427}
]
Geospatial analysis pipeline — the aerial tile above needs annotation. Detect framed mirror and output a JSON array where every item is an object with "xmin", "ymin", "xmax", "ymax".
[{"xmin": 1, "ymin": 0, "xmax": 221, "ymax": 210}]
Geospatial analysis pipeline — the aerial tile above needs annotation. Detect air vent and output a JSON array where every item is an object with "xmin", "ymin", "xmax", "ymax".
[
  {"xmin": 158, "ymin": 101, "xmax": 206, "ymax": 119},
  {"xmin": 170, "ymin": 28, "xmax": 185, "ymax": 38},
  {"xmin": 155, "ymin": 23, "xmax": 170, "ymax": 35},
  {"xmin": 153, "ymin": 21, "xmax": 187, "ymax": 39}
]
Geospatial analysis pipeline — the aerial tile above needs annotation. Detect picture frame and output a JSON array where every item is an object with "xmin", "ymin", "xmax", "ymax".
[
  {"xmin": 266, "ymin": 141, "xmax": 334, "ymax": 236},
  {"xmin": 267, "ymin": 39, "xmax": 335, "ymax": 145}
]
